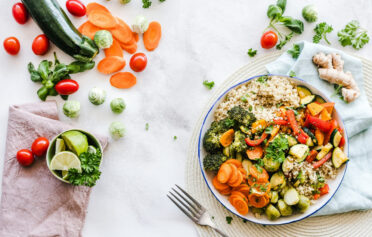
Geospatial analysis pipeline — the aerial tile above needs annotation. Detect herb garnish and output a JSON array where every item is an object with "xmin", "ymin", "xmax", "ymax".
[
  {"xmin": 203, "ymin": 80, "xmax": 215, "ymax": 90},
  {"xmin": 265, "ymin": 125, "xmax": 274, "ymax": 134},
  {"xmin": 338, "ymin": 20, "xmax": 370, "ymax": 49},
  {"xmin": 145, "ymin": 123, "xmax": 149, "ymax": 131},
  {"xmin": 287, "ymin": 44, "xmax": 300, "ymax": 59},
  {"xmin": 257, "ymin": 75, "xmax": 268, "ymax": 83},
  {"xmin": 265, "ymin": 135, "xmax": 289, "ymax": 163},
  {"xmin": 289, "ymin": 70, "xmax": 296, "ymax": 77},
  {"xmin": 173, "ymin": 136, "xmax": 177, "ymax": 140},
  {"xmin": 247, "ymin": 48, "xmax": 257, "ymax": 57},
  {"xmin": 226, "ymin": 216, "xmax": 233, "ymax": 224},
  {"xmin": 313, "ymin": 22, "xmax": 333, "ymax": 45}
]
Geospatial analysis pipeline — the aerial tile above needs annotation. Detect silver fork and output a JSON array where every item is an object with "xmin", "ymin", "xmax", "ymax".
[{"xmin": 167, "ymin": 185, "xmax": 229, "ymax": 237}]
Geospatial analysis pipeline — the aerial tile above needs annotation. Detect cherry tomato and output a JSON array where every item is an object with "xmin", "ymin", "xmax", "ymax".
[
  {"xmin": 130, "ymin": 53, "xmax": 147, "ymax": 72},
  {"xmin": 55, "ymin": 79, "xmax": 79, "ymax": 95},
  {"xmin": 32, "ymin": 34, "xmax": 49, "ymax": 55},
  {"xmin": 12, "ymin": 3, "xmax": 29, "ymax": 24},
  {"xmin": 66, "ymin": 0, "xmax": 86, "ymax": 17},
  {"xmin": 31, "ymin": 137, "xmax": 50, "ymax": 157},
  {"xmin": 3, "ymin": 37, "xmax": 20, "ymax": 55},
  {"xmin": 261, "ymin": 31, "xmax": 278, "ymax": 49},
  {"xmin": 16, "ymin": 149, "xmax": 34, "ymax": 166}
]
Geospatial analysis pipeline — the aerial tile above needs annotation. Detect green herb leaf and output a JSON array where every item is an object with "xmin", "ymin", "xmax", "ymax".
[
  {"xmin": 338, "ymin": 20, "xmax": 369, "ymax": 49},
  {"xmin": 203, "ymin": 80, "xmax": 215, "ymax": 90},
  {"xmin": 226, "ymin": 216, "xmax": 233, "ymax": 224},
  {"xmin": 28, "ymin": 63, "xmax": 42, "ymax": 82},
  {"xmin": 276, "ymin": 32, "xmax": 293, "ymax": 50},
  {"xmin": 37, "ymin": 86, "xmax": 49, "ymax": 101},
  {"xmin": 247, "ymin": 48, "xmax": 257, "ymax": 57},
  {"xmin": 67, "ymin": 61, "xmax": 95, "ymax": 74},
  {"xmin": 287, "ymin": 44, "xmax": 300, "ymax": 59},
  {"xmin": 276, "ymin": 0, "xmax": 286, "ymax": 12},
  {"xmin": 38, "ymin": 60, "xmax": 51, "ymax": 81},
  {"xmin": 279, "ymin": 16, "xmax": 304, "ymax": 34},
  {"xmin": 267, "ymin": 4, "xmax": 283, "ymax": 20},
  {"xmin": 265, "ymin": 125, "xmax": 274, "ymax": 134},
  {"xmin": 173, "ymin": 136, "xmax": 177, "ymax": 140},
  {"xmin": 159, "ymin": 0, "xmax": 166, "ymax": 2},
  {"xmin": 142, "ymin": 0, "xmax": 152, "ymax": 8},
  {"xmin": 257, "ymin": 75, "xmax": 268, "ymax": 83},
  {"xmin": 145, "ymin": 123, "xmax": 149, "ymax": 131},
  {"xmin": 289, "ymin": 70, "xmax": 296, "ymax": 77},
  {"xmin": 265, "ymin": 135, "xmax": 289, "ymax": 163},
  {"xmin": 313, "ymin": 22, "xmax": 333, "ymax": 44}
]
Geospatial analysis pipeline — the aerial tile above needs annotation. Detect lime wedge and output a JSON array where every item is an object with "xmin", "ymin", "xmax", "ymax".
[
  {"xmin": 50, "ymin": 151, "xmax": 81, "ymax": 172},
  {"xmin": 61, "ymin": 130, "xmax": 88, "ymax": 156},
  {"xmin": 55, "ymin": 138, "xmax": 66, "ymax": 154},
  {"xmin": 62, "ymin": 170, "xmax": 69, "ymax": 180}
]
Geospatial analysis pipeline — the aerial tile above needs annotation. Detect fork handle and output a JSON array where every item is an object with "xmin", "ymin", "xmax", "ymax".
[{"xmin": 211, "ymin": 227, "xmax": 229, "ymax": 237}]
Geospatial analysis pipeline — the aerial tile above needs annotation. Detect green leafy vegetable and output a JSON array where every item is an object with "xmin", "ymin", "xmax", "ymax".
[
  {"xmin": 173, "ymin": 136, "xmax": 177, "ymax": 140},
  {"xmin": 67, "ymin": 150, "xmax": 102, "ymax": 187},
  {"xmin": 142, "ymin": 0, "xmax": 152, "ymax": 8},
  {"xmin": 276, "ymin": 32, "xmax": 293, "ymax": 50},
  {"xmin": 247, "ymin": 48, "xmax": 257, "ymax": 57},
  {"xmin": 267, "ymin": 4, "xmax": 282, "ymax": 19},
  {"xmin": 226, "ymin": 216, "xmax": 233, "ymax": 224},
  {"xmin": 145, "ymin": 123, "xmax": 149, "ymax": 131},
  {"xmin": 338, "ymin": 20, "xmax": 370, "ymax": 49},
  {"xmin": 302, "ymin": 5, "xmax": 318, "ymax": 23},
  {"xmin": 265, "ymin": 125, "xmax": 274, "ymax": 134},
  {"xmin": 257, "ymin": 75, "xmax": 268, "ymax": 83},
  {"xmin": 203, "ymin": 80, "xmax": 215, "ymax": 90},
  {"xmin": 313, "ymin": 22, "xmax": 333, "ymax": 44},
  {"xmin": 289, "ymin": 70, "xmax": 296, "ymax": 77},
  {"xmin": 287, "ymin": 44, "xmax": 300, "ymax": 58},
  {"xmin": 265, "ymin": 135, "xmax": 289, "ymax": 163},
  {"xmin": 276, "ymin": 0, "xmax": 286, "ymax": 12}
]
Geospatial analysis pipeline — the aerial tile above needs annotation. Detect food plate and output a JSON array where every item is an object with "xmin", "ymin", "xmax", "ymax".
[{"xmin": 198, "ymin": 75, "xmax": 348, "ymax": 225}]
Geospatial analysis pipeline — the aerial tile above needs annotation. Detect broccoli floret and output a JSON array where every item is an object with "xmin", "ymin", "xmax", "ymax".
[
  {"xmin": 227, "ymin": 106, "xmax": 256, "ymax": 126},
  {"xmin": 203, "ymin": 118, "xmax": 235, "ymax": 153},
  {"xmin": 203, "ymin": 152, "xmax": 227, "ymax": 172},
  {"xmin": 231, "ymin": 131, "xmax": 248, "ymax": 153}
]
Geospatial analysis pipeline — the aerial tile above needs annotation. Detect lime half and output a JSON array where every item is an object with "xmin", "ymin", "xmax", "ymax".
[
  {"xmin": 50, "ymin": 151, "xmax": 81, "ymax": 172},
  {"xmin": 61, "ymin": 130, "xmax": 88, "ymax": 156},
  {"xmin": 55, "ymin": 138, "xmax": 66, "ymax": 154},
  {"xmin": 62, "ymin": 170, "xmax": 69, "ymax": 180}
]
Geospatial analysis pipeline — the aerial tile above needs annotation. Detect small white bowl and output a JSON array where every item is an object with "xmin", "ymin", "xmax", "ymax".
[
  {"xmin": 46, "ymin": 129, "xmax": 103, "ymax": 183},
  {"xmin": 198, "ymin": 75, "xmax": 348, "ymax": 225}
]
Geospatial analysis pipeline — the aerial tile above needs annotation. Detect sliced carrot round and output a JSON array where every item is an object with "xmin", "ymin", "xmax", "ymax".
[
  {"xmin": 79, "ymin": 21, "xmax": 102, "ymax": 40},
  {"xmin": 225, "ymin": 159, "xmax": 242, "ymax": 168},
  {"xmin": 249, "ymin": 165, "xmax": 269, "ymax": 183},
  {"xmin": 232, "ymin": 196, "xmax": 249, "ymax": 215},
  {"xmin": 88, "ymin": 9, "xmax": 117, "ymax": 29},
  {"xmin": 87, "ymin": 3, "xmax": 110, "ymax": 15},
  {"xmin": 232, "ymin": 184, "xmax": 250, "ymax": 197},
  {"xmin": 228, "ymin": 171, "xmax": 243, "ymax": 187},
  {"xmin": 97, "ymin": 56, "xmax": 126, "ymax": 74},
  {"xmin": 111, "ymin": 18, "xmax": 134, "ymax": 44},
  {"xmin": 219, "ymin": 187, "xmax": 232, "ymax": 195},
  {"xmin": 227, "ymin": 164, "xmax": 238, "ymax": 185},
  {"xmin": 212, "ymin": 176, "xmax": 229, "ymax": 191},
  {"xmin": 217, "ymin": 163, "xmax": 232, "ymax": 184},
  {"xmin": 120, "ymin": 41, "xmax": 137, "ymax": 54},
  {"xmin": 143, "ymin": 21, "xmax": 162, "ymax": 51},
  {"xmin": 104, "ymin": 39, "xmax": 124, "ymax": 58},
  {"xmin": 248, "ymin": 193, "xmax": 269, "ymax": 208},
  {"xmin": 220, "ymin": 129, "xmax": 234, "ymax": 147},
  {"xmin": 110, "ymin": 72, "xmax": 137, "ymax": 89}
]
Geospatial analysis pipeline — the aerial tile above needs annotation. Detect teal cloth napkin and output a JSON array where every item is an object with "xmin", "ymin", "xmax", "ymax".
[{"xmin": 266, "ymin": 41, "xmax": 372, "ymax": 216}]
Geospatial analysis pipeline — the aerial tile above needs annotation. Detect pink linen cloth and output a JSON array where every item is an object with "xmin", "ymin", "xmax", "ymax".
[{"xmin": 0, "ymin": 101, "xmax": 108, "ymax": 237}]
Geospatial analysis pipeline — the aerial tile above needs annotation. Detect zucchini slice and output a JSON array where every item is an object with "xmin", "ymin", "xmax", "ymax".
[
  {"xmin": 300, "ymin": 95, "xmax": 316, "ymax": 105},
  {"xmin": 303, "ymin": 127, "xmax": 318, "ymax": 146},
  {"xmin": 285, "ymin": 134, "xmax": 298, "ymax": 147},
  {"xmin": 330, "ymin": 129, "xmax": 342, "ymax": 147},
  {"xmin": 284, "ymin": 188, "xmax": 300, "ymax": 205},
  {"xmin": 297, "ymin": 85, "xmax": 312, "ymax": 99},
  {"xmin": 289, "ymin": 144, "xmax": 310, "ymax": 162},
  {"xmin": 315, "ymin": 94, "xmax": 327, "ymax": 104},
  {"xmin": 332, "ymin": 147, "xmax": 349, "ymax": 168},
  {"xmin": 316, "ymin": 143, "xmax": 333, "ymax": 160}
]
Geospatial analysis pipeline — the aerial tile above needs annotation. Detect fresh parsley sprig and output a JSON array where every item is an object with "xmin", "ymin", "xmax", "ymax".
[
  {"xmin": 203, "ymin": 80, "xmax": 215, "ymax": 90},
  {"xmin": 264, "ymin": 135, "xmax": 289, "ymax": 163},
  {"xmin": 338, "ymin": 20, "xmax": 370, "ymax": 49},
  {"xmin": 247, "ymin": 48, "xmax": 257, "ymax": 57},
  {"xmin": 313, "ymin": 22, "xmax": 333, "ymax": 45},
  {"xmin": 287, "ymin": 44, "xmax": 300, "ymax": 59}
]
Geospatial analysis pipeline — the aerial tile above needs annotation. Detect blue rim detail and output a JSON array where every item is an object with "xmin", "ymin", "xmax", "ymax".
[{"xmin": 197, "ymin": 74, "xmax": 349, "ymax": 225}]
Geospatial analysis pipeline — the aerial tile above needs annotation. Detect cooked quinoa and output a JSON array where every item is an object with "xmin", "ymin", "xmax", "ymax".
[{"xmin": 214, "ymin": 76, "xmax": 300, "ymax": 121}]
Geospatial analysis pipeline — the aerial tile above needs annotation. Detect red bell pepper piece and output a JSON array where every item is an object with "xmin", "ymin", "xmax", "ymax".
[
  {"xmin": 297, "ymin": 131, "xmax": 308, "ymax": 144},
  {"xmin": 338, "ymin": 128, "xmax": 345, "ymax": 147},
  {"xmin": 313, "ymin": 151, "xmax": 332, "ymax": 169},
  {"xmin": 273, "ymin": 119, "xmax": 289, "ymax": 125},
  {"xmin": 303, "ymin": 114, "xmax": 311, "ymax": 128},
  {"xmin": 313, "ymin": 193, "xmax": 321, "ymax": 200},
  {"xmin": 324, "ymin": 119, "xmax": 338, "ymax": 145},
  {"xmin": 306, "ymin": 150, "xmax": 318, "ymax": 163},
  {"xmin": 319, "ymin": 184, "xmax": 329, "ymax": 195},
  {"xmin": 285, "ymin": 109, "xmax": 300, "ymax": 135},
  {"xmin": 307, "ymin": 116, "xmax": 333, "ymax": 133},
  {"xmin": 245, "ymin": 133, "xmax": 268, "ymax": 146}
]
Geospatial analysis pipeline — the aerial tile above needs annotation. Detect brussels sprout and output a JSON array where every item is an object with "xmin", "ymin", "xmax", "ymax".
[
  {"xmin": 110, "ymin": 98, "xmax": 126, "ymax": 114},
  {"xmin": 270, "ymin": 172, "xmax": 286, "ymax": 190},
  {"xmin": 297, "ymin": 195, "xmax": 310, "ymax": 213},
  {"xmin": 277, "ymin": 199, "xmax": 293, "ymax": 216},
  {"xmin": 119, "ymin": 0, "xmax": 131, "ymax": 4},
  {"xmin": 132, "ymin": 15, "xmax": 149, "ymax": 34},
  {"xmin": 88, "ymin": 87, "xmax": 107, "ymax": 105},
  {"xmin": 109, "ymin": 121, "xmax": 126, "ymax": 139},
  {"xmin": 265, "ymin": 204, "xmax": 281, "ymax": 220},
  {"xmin": 302, "ymin": 5, "xmax": 318, "ymax": 23},
  {"xmin": 251, "ymin": 207, "xmax": 264, "ymax": 215},
  {"xmin": 94, "ymin": 30, "xmax": 113, "ymax": 49},
  {"xmin": 284, "ymin": 188, "xmax": 300, "ymax": 205},
  {"xmin": 279, "ymin": 185, "xmax": 289, "ymax": 198},
  {"xmin": 63, "ymin": 100, "xmax": 80, "ymax": 118},
  {"xmin": 270, "ymin": 191, "xmax": 279, "ymax": 204},
  {"xmin": 87, "ymin": 145, "xmax": 97, "ymax": 154},
  {"xmin": 263, "ymin": 156, "xmax": 280, "ymax": 172}
]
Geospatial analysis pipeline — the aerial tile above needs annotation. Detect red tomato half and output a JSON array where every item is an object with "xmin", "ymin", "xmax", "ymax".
[
  {"xmin": 31, "ymin": 137, "xmax": 49, "ymax": 157},
  {"xmin": 261, "ymin": 31, "xmax": 278, "ymax": 49},
  {"xmin": 3, "ymin": 37, "xmax": 20, "ymax": 55},
  {"xmin": 16, "ymin": 149, "xmax": 34, "ymax": 166},
  {"xmin": 12, "ymin": 3, "xmax": 29, "ymax": 24},
  {"xmin": 32, "ymin": 34, "xmax": 49, "ymax": 55},
  {"xmin": 130, "ymin": 53, "xmax": 147, "ymax": 72},
  {"xmin": 55, "ymin": 79, "xmax": 79, "ymax": 95},
  {"xmin": 66, "ymin": 0, "xmax": 86, "ymax": 17}
]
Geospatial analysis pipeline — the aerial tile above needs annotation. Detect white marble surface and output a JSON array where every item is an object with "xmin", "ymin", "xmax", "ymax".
[{"xmin": 1, "ymin": 0, "xmax": 372, "ymax": 236}]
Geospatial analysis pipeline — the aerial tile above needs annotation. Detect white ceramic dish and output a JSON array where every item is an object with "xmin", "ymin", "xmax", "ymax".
[{"xmin": 198, "ymin": 75, "xmax": 349, "ymax": 225}]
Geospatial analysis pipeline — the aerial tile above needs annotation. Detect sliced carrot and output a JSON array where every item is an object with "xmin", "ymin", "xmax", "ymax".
[
  {"xmin": 246, "ymin": 146, "xmax": 263, "ymax": 160},
  {"xmin": 111, "ymin": 18, "xmax": 134, "ymax": 44},
  {"xmin": 238, "ymin": 167, "xmax": 247, "ymax": 180},
  {"xmin": 86, "ymin": 2, "xmax": 110, "ymax": 15},
  {"xmin": 88, "ymin": 9, "xmax": 117, "ymax": 29},
  {"xmin": 219, "ymin": 129, "xmax": 234, "ymax": 147},
  {"xmin": 225, "ymin": 159, "xmax": 242, "ymax": 168},
  {"xmin": 320, "ymin": 109, "xmax": 332, "ymax": 121},
  {"xmin": 232, "ymin": 196, "xmax": 249, "ymax": 215},
  {"xmin": 97, "ymin": 56, "xmax": 126, "ymax": 74},
  {"xmin": 249, "ymin": 165, "xmax": 269, "ymax": 183},
  {"xmin": 133, "ymin": 32, "xmax": 139, "ymax": 42},
  {"xmin": 248, "ymin": 193, "xmax": 269, "ymax": 208},
  {"xmin": 251, "ymin": 182, "xmax": 271, "ymax": 194},
  {"xmin": 79, "ymin": 21, "xmax": 102, "ymax": 40},
  {"xmin": 232, "ymin": 184, "xmax": 250, "ymax": 197},
  {"xmin": 143, "ymin": 21, "xmax": 162, "ymax": 51},
  {"xmin": 228, "ymin": 171, "xmax": 243, "ymax": 187},
  {"xmin": 110, "ymin": 72, "xmax": 137, "ymax": 89},
  {"xmin": 227, "ymin": 165, "xmax": 238, "ymax": 185},
  {"xmin": 315, "ymin": 129, "xmax": 324, "ymax": 145},
  {"xmin": 217, "ymin": 163, "xmax": 232, "ymax": 184},
  {"xmin": 104, "ymin": 39, "xmax": 124, "ymax": 57},
  {"xmin": 219, "ymin": 187, "xmax": 232, "ymax": 195},
  {"xmin": 212, "ymin": 176, "xmax": 230, "ymax": 191},
  {"xmin": 120, "ymin": 41, "xmax": 137, "ymax": 54}
]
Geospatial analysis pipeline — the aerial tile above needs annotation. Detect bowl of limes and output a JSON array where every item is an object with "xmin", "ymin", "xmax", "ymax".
[{"xmin": 46, "ymin": 129, "xmax": 103, "ymax": 186}]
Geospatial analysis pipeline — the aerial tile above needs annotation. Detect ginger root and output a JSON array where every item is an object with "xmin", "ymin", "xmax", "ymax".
[{"xmin": 313, "ymin": 52, "xmax": 360, "ymax": 102}]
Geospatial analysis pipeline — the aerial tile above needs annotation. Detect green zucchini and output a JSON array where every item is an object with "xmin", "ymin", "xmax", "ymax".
[
  {"xmin": 316, "ymin": 143, "xmax": 333, "ymax": 160},
  {"xmin": 330, "ymin": 129, "xmax": 342, "ymax": 147},
  {"xmin": 297, "ymin": 85, "xmax": 312, "ymax": 99},
  {"xmin": 314, "ymin": 94, "xmax": 327, "ymax": 104},
  {"xmin": 332, "ymin": 147, "xmax": 349, "ymax": 168},
  {"xmin": 303, "ymin": 127, "xmax": 318, "ymax": 146},
  {"xmin": 289, "ymin": 144, "xmax": 309, "ymax": 162},
  {"xmin": 300, "ymin": 95, "xmax": 316, "ymax": 105},
  {"xmin": 22, "ymin": 0, "xmax": 98, "ymax": 62}
]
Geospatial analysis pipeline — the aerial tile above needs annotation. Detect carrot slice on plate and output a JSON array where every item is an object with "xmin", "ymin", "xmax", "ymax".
[
  {"xmin": 232, "ymin": 196, "xmax": 249, "ymax": 215},
  {"xmin": 88, "ymin": 9, "xmax": 117, "ymax": 29},
  {"xmin": 111, "ymin": 18, "xmax": 134, "ymax": 44},
  {"xmin": 219, "ymin": 187, "xmax": 232, "ymax": 195},
  {"xmin": 232, "ymin": 184, "xmax": 250, "ymax": 197},
  {"xmin": 79, "ymin": 21, "xmax": 102, "ymax": 40},
  {"xmin": 228, "ymin": 171, "xmax": 243, "ymax": 187},
  {"xmin": 248, "ymin": 193, "xmax": 269, "ymax": 208},
  {"xmin": 110, "ymin": 72, "xmax": 137, "ymax": 89},
  {"xmin": 217, "ymin": 163, "xmax": 232, "ymax": 184},
  {"xmin": 219, "ymin": 129, "xmax": 235, "ymax": 147},
  {"xmin": 212, "ymin": 176, "xmax": 229, "ymax": 191},
  {"xmin": 143, "ymin": 21, "xmax": 162, "ymax": 51},
  {"xmin": 249, "ymin": 165, "xmax": 269, "ymax": 183},
  {"xmin": 104, "ymin": 39, "xmax": 124, "ymax": 57},
  {"xmin": 227, "ymin": 165, "xmax": 238, "ymax": 185},
  {"xmin": 97, "ymin": 56, "xmax": 126, "ymax": 74},
  {"xmin": 225, "ymin": 159, "xmax": 242, "ymax": 168},
  {"xmin": 86, "ymin": 2, "xmax": 110, "ymax": 15}
]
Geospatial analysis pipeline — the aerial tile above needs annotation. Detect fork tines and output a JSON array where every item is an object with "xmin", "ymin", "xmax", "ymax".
[{"xmin": 167, "ymin": 185, "xmax": 205, "ymax": 223}]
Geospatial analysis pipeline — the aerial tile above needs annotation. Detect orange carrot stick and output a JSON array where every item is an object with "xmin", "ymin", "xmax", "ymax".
[
  {"xmin": 110, "ymin": 72, "xmax": 137, "ymax": 89},
  {"xmin": 97, "ymin": 56, "xmax": 126, "ymax": 74},
  {"xmin": 143, "ymin": 21, "xmax": 162, "ymax": 51}
]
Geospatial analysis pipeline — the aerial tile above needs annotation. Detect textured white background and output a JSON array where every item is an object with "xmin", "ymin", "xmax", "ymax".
[{"xmin": 0, "ymin": 0, "xmax": 372, "ymax": 236}]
